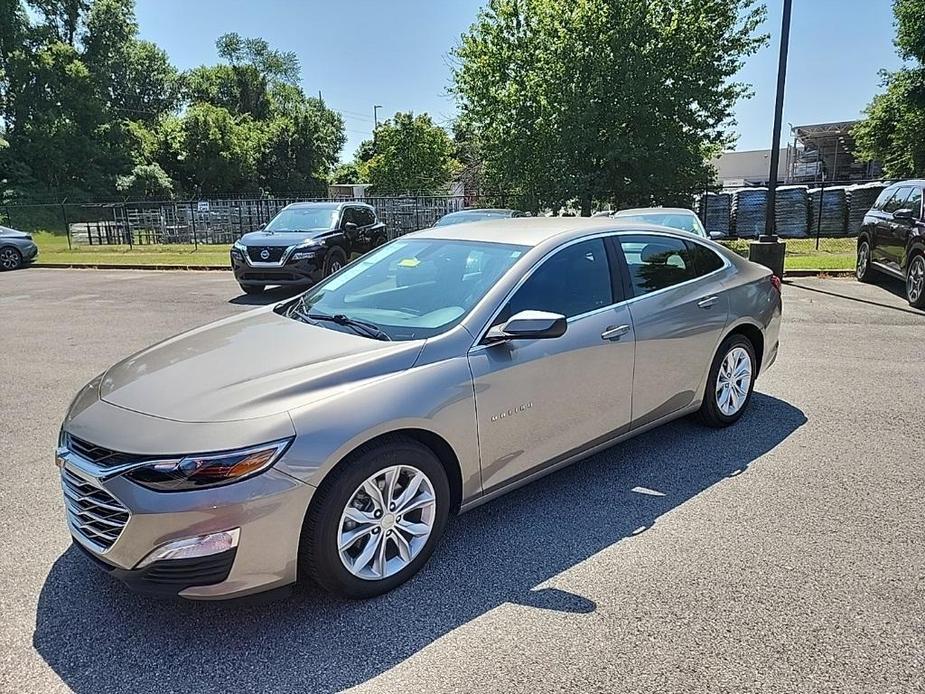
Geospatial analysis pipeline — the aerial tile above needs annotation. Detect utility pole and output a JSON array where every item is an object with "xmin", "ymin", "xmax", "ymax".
[{"xmin": 750, "ymin": 0, "xmax": 792, "ymax": 277}]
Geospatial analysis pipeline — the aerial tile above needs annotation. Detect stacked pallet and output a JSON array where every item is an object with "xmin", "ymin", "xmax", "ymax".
[
  {"xmin": 846, "ymin": 182, "xmax": 887, "ymax": 234},
  {"xmin": 808, "ymin": 186, "xmax": 848, "ymax": 236},
  {"xmin": 696, "ymin": 192, "xmax": 731, "ymax": 237},
  {"xmin": 732, "ymin": 187, "xmax": 768, "ymax": 238},
  {"xmin": 774, "ymin": 185, "xmax": 810, "ymax": 238}
]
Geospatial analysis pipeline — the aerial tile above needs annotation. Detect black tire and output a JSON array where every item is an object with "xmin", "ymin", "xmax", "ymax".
[
  {"xmin": 697, "ymin": 333, "xmax": 757, "ymax": 428},
  {"xmin": 299, "ymin": 435, "xmax": 450, "ymax": 599},
  {"xmin": 0, "ymin": 246, "xmax": 23, "ymax": 271},
  {"xmin": 856, "ymin": 238, "xmax": 876, "ymax": 283},
  {"xmin": 323, "ymin": 246, "xmax": 347, "ymax": 277},
  {"xmin": 906, "ymin": 253, "xmax": 925, "ymax": 308},
  {"xmin": 240, "ymin": 284, "xmax": 265, "ymax": 295}
]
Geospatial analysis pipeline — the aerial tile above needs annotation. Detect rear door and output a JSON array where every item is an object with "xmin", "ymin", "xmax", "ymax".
[
  {"xmin": 615, "ymin": 234, "xmax": 729, "ymax": 428},
  {"xmin": 878, "ymin": 186, "xmax": 913, "ymax": 268},
  {"xmin": 468, "ymin": 237, "xmax": 635, "ymax": 493},
  {"xmin": 892, "ymin": 186, "xmax": 922, "ymax": 270}
]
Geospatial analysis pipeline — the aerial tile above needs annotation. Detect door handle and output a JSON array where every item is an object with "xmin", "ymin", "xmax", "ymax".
[
  {"xmin": 601, "ymin": 324, "xmax": 631, "ymax": 341},
  {"xmin": 697, "ymin": 296, "xmax": 719, "ymax": 309}
]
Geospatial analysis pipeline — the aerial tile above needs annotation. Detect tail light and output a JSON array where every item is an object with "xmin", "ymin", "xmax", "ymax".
[{"xmin": 769, "ymin": 274, "xmax": 782, "ymax": 293}]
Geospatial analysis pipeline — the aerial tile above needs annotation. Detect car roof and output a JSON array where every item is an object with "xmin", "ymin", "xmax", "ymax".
[
  {"xmin": 285, "ymin": 201, "xmax": 372, "ymax": 210},
  {"xmin": 614, "ymin": 207, "xmax": 696, "ymax": 216},
  {"xmin": 443, "ymin": 208, "xmax": 519, "ymax": 215},
  {"xmin": 410, "ymin": 216, "xmax": 697, "ymax": 247}
]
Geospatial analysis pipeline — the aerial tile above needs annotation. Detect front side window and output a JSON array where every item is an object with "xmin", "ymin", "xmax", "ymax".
[
  {"xmin": 496, "ymin": 238, "xmax": 613, "ymax": 322},
  {"xmin": 265, "ymin": 206, "xmax": 339, "ymax": 232},
  {"xmin": 619, "ymin": 234, "xmax": 696, "ymax": 296},
  {"xmin": 356, "ymin": 208, "xmax": 376, "ymax": 226},
  {"xmin": 883, "ymin": 187, "xmax": 913, "ymax": 213},
  {"xmin": 292, "ymin": 239, "xmax": 526, "ymax": 340}
]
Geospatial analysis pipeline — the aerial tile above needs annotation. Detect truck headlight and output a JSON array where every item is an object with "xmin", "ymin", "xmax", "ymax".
[{"xmin": 125, "ymin": 439, "xmax": 292, "ymax": 491}]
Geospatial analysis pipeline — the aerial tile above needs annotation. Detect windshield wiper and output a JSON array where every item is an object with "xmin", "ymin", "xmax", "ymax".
[{"xmin": 289, "ymin": 306, "xmax": 391, "ymax": 341}]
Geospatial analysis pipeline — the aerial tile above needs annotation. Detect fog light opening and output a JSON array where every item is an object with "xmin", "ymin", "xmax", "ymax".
[{"xmin": 137, "ymin": 528, "xmax": 240, "ymax": 568}]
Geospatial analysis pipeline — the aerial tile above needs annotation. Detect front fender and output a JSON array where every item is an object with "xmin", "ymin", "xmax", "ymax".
[{"xmin": 282, "ymin": 356, "xmax": 480, "ymax": 502}]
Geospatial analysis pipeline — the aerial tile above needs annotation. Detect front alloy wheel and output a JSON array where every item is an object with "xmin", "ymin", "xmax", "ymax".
[
  {"xmin": 907, "ymin": 254, "xmax": 925, "ymax": 308},
  {"xmin": 337, "ymin": 465, "xmax": 436, "ymax": 580},
  {"xmin": 299, "ymin": 435, "xmax": 449, "ymax": 598}
]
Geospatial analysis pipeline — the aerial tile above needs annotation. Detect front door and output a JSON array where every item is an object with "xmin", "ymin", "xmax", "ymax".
[
  {"xmin": 878, "ymin": 186, "xmax": 913, "ymax": 269},
  {"xmin": 615, "ymin": 234, "xmax": 730, "ymax": 428},
  {"xmin": 468, "ymin": 238, "xmax": 635, "ymax": 494}
]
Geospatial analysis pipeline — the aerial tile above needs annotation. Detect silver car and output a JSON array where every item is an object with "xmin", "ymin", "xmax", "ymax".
[
  {"xmin": 57, "ymin": 218, "xmax": 781, "ymax": 600},
  {"xmin": 0, "ymin": 225, "xmax": 39, "ymax": 270}
]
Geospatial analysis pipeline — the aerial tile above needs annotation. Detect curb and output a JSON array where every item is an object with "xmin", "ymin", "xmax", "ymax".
[
  {"xmin": 32, "ymin": 262, "xmax": 229, "ymax": 271},
  {"xmin": 32, "ymin": 262, "xmax": 856, "ymax": 278},
  {"xmin": 783, "ymin": 269, "xmax": 855, "ymax": 278}
]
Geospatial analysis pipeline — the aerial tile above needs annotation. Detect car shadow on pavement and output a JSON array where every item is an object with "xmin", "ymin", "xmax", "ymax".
[
  {"xmin": 228, "ymin": 285, "xmax": 304, "ymax": 306},
  {"xmin": 786, "ymin": 278, "xmax": 925, "ymax": 316},
  {"xmin": 34, "ymin": 393, "xmax": 805, "ymax": 694}
]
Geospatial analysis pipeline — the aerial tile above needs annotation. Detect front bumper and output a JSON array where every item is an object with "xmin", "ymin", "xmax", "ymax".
[
  {"xmin": 230, "ymin": 248, "xmax": 324, "ymax": 287},
  {"xmin": 23, "ymin": 242, "xmax": 39, "ymax": 262},
  {"xmin": 58, "ymin": 448, "xmax": 316, "ymax": 600}
]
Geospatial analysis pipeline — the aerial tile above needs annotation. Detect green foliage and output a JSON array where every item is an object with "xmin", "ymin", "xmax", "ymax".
[
  {"xmin": 115, "ymin": 162, "xmax": 174, "ymax": 199},
  {"xmin": 360, "ymin": 112, "xmax": 459, "ymax": 195},
  {"xmin": 854, "ymin": 0, "xmax": 925, "ymax": 178},
  {"xmin": 452, "ymin": 0, "xmax": 766, "ymax": 214},
  {"xmin": 330, "ymin": 161, "xmax": 362, "ymax": 184},
  {"xmin": 0, "ymin": 5, "xmax": 344, "ymax": 202}
]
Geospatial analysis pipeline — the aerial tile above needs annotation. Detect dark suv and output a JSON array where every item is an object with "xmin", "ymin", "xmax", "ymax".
[
  {"xmin": 856, "ymin": 180, "xmax": 925, "ymax": 308},
  {"xmin": 230, "ymin": 201, "xmax": 387, "ymax": 294}
]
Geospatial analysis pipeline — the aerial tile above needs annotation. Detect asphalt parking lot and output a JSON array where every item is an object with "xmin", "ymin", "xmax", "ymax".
[{"xmin": 1, "ymin": 268, "xmax": 924, "ymax": 694}]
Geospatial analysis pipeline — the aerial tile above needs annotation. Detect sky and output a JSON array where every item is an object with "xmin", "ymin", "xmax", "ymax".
[{"xmin": 135, "ymin": 0, "xmax": 905, "ymax": 161}]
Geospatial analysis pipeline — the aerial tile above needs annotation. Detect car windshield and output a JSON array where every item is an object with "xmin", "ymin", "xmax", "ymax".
[
  {"xmin": 290, "ymin": 238, "xmax": 527, "ymax": 340},
  {"xmin": 265, "ymin": 206, "xmax": 339, "ymax": 232},
  {"xmin": 434, "ymin": 210, "xmax": 512, "ymax": 226},
  {"xmin": 618, "ymin": 212, "xmax": 706, "ymax": 237}
]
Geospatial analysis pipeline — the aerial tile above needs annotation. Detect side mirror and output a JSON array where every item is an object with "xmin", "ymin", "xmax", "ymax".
[
  {"xmin": 893, "ymin": 208, "xmax": 915, "ymax": 220},
  {"xmin": 344, "ymin": 221, "xmax": 358, "ymax": 231},
  {"xmin": 484, "ymin": 310, "xmax": 567, "ymax": 344},
  {"xmin": 709, "ymin": 231, "xmax": 725, "ymax": 240}
]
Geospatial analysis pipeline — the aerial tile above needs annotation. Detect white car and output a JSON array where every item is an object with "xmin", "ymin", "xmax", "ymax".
[{"xmin": 612, "ymin": 207, "xmax": 711, "ymax": 239}]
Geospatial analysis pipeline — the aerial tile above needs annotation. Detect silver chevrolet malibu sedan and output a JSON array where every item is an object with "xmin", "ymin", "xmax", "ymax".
[{"xmin": 57, "ymin": 218, "xmax": 781, "ymax": 600}]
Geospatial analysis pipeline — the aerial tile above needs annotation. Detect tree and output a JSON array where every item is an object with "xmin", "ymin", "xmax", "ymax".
[
  {"xmin": 116, "ymin": 161, "xmax": 174, "ymax": 198},
  {"xmin": 854, "ymin": 0, "xmax": 925, "ymax": 178},
  {"xmin": 452, "ymin": 0, "xmax": 766, "ymax": 214},
  {"xmin": 330, "ymin": 161, "xmax": 362, "ymax": 184},
  {"xmin": 360, "ymin": 112, "xmax": 458, "ymax": 194}
]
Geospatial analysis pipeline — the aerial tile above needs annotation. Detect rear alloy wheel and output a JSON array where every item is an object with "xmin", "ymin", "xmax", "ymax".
[
  {"xmin": 906, "ymin": 254, "xmax": 925, "ymax": 308},
  {"xmin": 856, "ymin": 240, "xmax": 875, "ymax": 283},
  {"xmin": 299, "ymin": 436, "xmax": 449, "ymax": 598},
  {"xmin": 0, "ymin": 246, "xmax": 23, "ymax": 271},
  {"xmin": 697, "ymin": 334, "xmax": 756, "ymax": 427}
]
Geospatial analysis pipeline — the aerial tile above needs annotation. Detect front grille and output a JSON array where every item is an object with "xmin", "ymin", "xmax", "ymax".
[
  {"xmin": 65, "ymin": 434, "xmax": 146, "ymax": 468},
  {"xmin": 247, "ymin": 246, "xmax": 287, "ymax": 263},
  {"xmin": 61, "ymin": 466, "xmax": 130, "ymax": 551}
]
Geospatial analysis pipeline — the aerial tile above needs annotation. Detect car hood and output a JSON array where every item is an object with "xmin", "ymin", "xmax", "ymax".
[
  {"xmin": 239, "ymin": 230, "xmax": 330, "ymax": 247},
  {"xmin": 99, "ymin": 309, "xmax": 424, "ymax": 422},
  {"xmin": 0, "ymin": 228, "xmax": 31, "ymax": 240}
]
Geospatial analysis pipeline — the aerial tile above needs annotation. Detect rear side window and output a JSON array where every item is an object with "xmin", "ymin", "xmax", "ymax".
[
  {"xmin": 904, "ymin": 188, "xmax": 922, "ymax": 217},
  {"xmin": 619, "ymin": 235, "xmax": 695, "ymax": 296},
  {"xmin": 685, "ymin": 241, "xmax": 725, "ymax": 276},
  {"xmin": 498, "ymin": 238, "xmax": 613, "ymax": 321}
]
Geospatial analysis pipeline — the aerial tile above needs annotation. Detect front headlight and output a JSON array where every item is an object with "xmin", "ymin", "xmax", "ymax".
[
  {"xmin": 125, "ymin": 438, "xmax": 292, "ymax": 492},
  {"xmin": 232, "ymin": 240, "xmax": 247, "ymax": 252}
]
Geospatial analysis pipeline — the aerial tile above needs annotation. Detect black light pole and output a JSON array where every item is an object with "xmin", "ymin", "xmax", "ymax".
[{"xmin": 750, "ymin": 0, "xmax": 792, "ymax": 277}]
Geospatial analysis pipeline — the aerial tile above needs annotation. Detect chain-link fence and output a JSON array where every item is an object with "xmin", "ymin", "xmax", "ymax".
[{"xmin": 0, "ymin": 181, "xmax": 889, "ymax": 249}]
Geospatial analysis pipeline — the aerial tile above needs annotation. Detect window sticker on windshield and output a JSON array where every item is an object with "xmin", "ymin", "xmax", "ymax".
[{"xmin": 398, "ymin": 258, "xmax": 421, "ymax": 268}]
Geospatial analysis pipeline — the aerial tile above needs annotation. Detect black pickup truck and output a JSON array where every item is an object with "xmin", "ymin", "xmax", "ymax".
[{"xmin": 230, "ymin": 201, "xmax": 387, "ymax": 294}]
